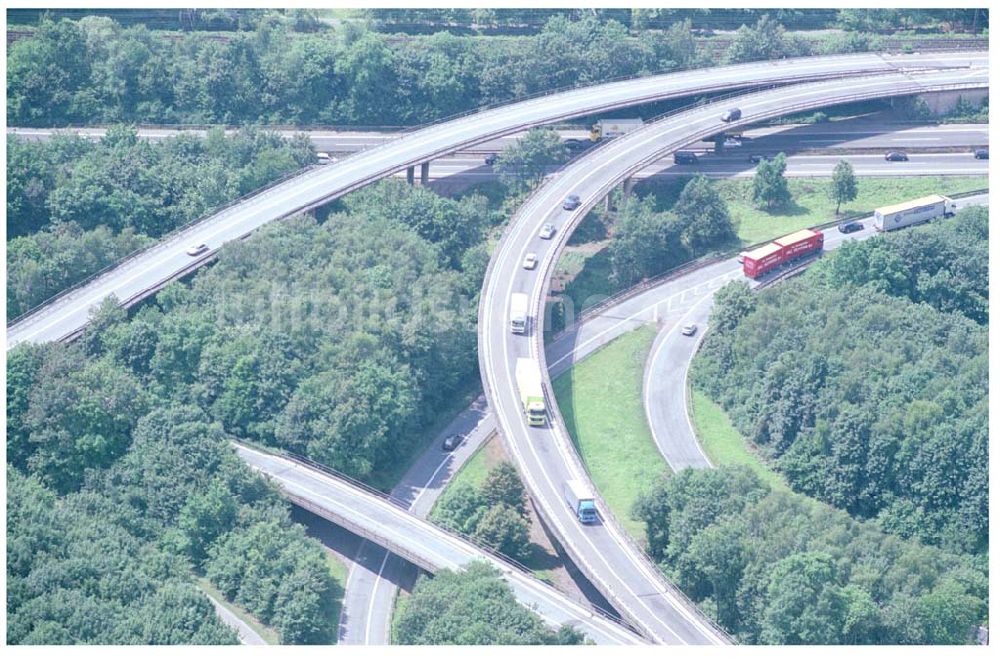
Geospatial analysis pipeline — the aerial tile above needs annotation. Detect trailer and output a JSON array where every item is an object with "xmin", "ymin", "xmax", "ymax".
[
  {"xmin": 740, "ymin": 228, "xmax": 824, "ymax": 279},
  {"xmin": 589, "ymin": 118, "xmax": 643, "ymax": 141},
  {"xmin": 873, "ymin": 194, "xmax": 957, "ymax": 232},
  {"xmin": 563, "ymin": 479, "xmax": 598, "ymax": 524}
]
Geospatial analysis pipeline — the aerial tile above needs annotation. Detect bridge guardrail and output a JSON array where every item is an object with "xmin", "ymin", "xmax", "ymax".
[
  {"xmin": 515, "ymin": 74, "xmax": 987, "ymax": 643},
  {"xmin": 7, "ymin": 162, "xmax": 321, "ymax": 328},
  {"xmin": 233, "ymin": 439, "xmax": 639, "ymax": 636}
]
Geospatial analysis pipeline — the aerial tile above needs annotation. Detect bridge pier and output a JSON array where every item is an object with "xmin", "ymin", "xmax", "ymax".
[
  {"xmin": 406, "ymin": 166, "xmax": 415, "ymax": 185},
  {"xmin": 622, "ymin": 176, "xmax": 635, "ymax": 199},
  {"xmin": 419, "ymin": 161, "xmax": 431, "ymax": 185}
]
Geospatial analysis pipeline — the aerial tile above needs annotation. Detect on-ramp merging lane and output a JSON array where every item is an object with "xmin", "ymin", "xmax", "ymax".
[
  {"xmin": 479, "ymin": 66, "xmax": 986, "ymax": 643},
  {"xmin": 8, "ymin": 52, "xmax": 984, "ymax": 349}
]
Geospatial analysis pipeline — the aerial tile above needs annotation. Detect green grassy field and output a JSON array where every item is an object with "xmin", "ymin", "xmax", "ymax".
[
  {"xmin": 552, "ymin": 325, "xmax": 669, "ymax": 540},
  {"xmin": 196, "ymin": 577, "xmax": 281, "ymax": 645},
  {"xmin": 717, "ymin": 175, "xmax": 988, "ymax": 246},
  {"xmin": 689, "ymin": 389, "xmax": 787, "ymax": 492},
  {"xmin": 428, "ymin": 437, "xmax": 499, "ymax": 520}
]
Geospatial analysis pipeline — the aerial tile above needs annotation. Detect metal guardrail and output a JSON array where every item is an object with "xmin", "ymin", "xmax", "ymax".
[
  {"xmin": 494, "ymin": 72, "xmax": 986, "ymax": 643},
  {"xmin": 234, "ymin": 440, "xmax": 638, "ymax": 635},
  {"xmin": 7, "ymin": 162, "xmax": 319, "ymax": 328}
]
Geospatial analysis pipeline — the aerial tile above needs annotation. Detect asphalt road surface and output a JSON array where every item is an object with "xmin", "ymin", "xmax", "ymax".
[
  {"xmin": 234, "ymin": 444, "xmax": 644, "ymax": 645},
  {"xmin": 641, "ymin": 194, "xmax": 988, "ymax": 472},
  {"xmin": 8, "ymin": 122, "xmax": 987, "ymax": 154},
  {"xmin": 478, "ymin": 67, "xmax": 986, "ymax": 643},
  {"xmin": 8, "ymin": 51, "xmax": 985, "ymax": 349}
]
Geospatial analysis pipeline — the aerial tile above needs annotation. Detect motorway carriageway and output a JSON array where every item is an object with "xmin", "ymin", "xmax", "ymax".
[
  {"xmin": 5, "ymin": 54, "xmax": 984, "ymax": 644},
  {"xmin": 235, "ymin": 443, "xmax": 645, "ymax": 645},
  {"xmin": 7, "ymin": 121, "xmax": 988, "ymax": 153},
  {"xmin": 478, "ymin": 67, "xmax": 987, "ymax": 643},
  {"xmin": 641, "ymin": 193, "xmax": 989, "ymax": 472},
  {"xmin": 7, "ymin": 51, "xmax": 986, "ymax": 349}
]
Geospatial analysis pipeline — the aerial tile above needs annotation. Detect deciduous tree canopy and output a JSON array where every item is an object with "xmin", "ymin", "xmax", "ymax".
[{"xmin": 692, "ymin": 209, "xmax": 988, "ymax": 554}]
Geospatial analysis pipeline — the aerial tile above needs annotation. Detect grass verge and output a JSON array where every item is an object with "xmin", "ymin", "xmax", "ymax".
[
  {"xmin": 552, "ymin": 324, "xmax": 669, "ymax": 540},
  {"xmin": 323, "ymin": 552, "xmax": 348, "ymax": 641},
  {"xmin": 368, "ymin": 375, "xmax": 483, "ymax": 492},
  {"xmin": 390, "ymin": 589, "xmax": 410, "ymax": 644},
  {"xmin": 428, "ymin": 436, "xmax": 500, "ymax": 520},
  {"xmin": 716, "ymin": 175, "xmax": 988, "ymax": 246},
  {"xmin": 688, "ymin": 389, "xmax": 787, "ymax": 492},
  {"xmin": 196, "ymin": 577, "xmax": 281, "ymax": 645}
]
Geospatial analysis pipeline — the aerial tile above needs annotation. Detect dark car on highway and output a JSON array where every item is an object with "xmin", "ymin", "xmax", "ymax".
[
  {"xmin": 442, "ymin": 434, "xmax": 463, "ymax": 452},
  {"xmin": 564, "ymin": 138, "xmax": 592, "ymax": 151},
  {"xmin": 974, "ymin": 148, "xmax": 989, "ymax": 160},
  {"xmin": 838, "ymin": 220, "xmax": 864, "ymax": 234},
  {"xmin": 674, "ymin": 151, "xmax": 698, "ymax": 165},
  {"xmin": 748, "ymin": 154, "xmax": 767, "ymax": 164},
  {"xmin": 885, "ymin": 151, "xmax": 909, "ymax": 162},
  {"xmin": 562, "ymin": 194, "xmax": 581, "ymax": 210},
  {"xmin": 485, "ymin": 153, "xmax": 498, "ymax": 166}
]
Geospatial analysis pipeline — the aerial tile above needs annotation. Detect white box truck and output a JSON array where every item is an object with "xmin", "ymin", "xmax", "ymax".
[
  {"xmin": 589, "ymin": 118, "xmax": 643, "ymax": 141},
  {"xmin": 563, "ymin": 479, "xmax": 598, "ymax": 524},
  {"xmin": 510, "ymin": 293, "xmax": 528, "ymax": 334},
  {"xmin": 873, "ymin": 194, "xmax": 957, "ymax": 232}
]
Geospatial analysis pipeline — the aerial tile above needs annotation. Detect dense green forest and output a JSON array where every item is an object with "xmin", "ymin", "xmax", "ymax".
[
  {"xmin": 431, "ymin": 462, "xmax": 533, "ymax": 563},
  {"xmin": 6, "ymin": 387, "xmax": 340, "ymax": 643},
  {"xmin": 7, "ymin": 175, "xmax": 505, "ymax": 642},
  {"xmin": 9, "ymin": 8, "xmax": 983, "ymax": 33},
  {"xmin": 691, "ymin": 208, "xmax": 988, "ymax": 555},
  {"xmin": 394, "ymin": 562, "xmax": 583, "ymax": 644},
  {"xmin": 634, "ymin": 465, "xmax": 987, "ymax": 644},
  {"xmin": 10, "ymin": 11, "xmax": 978, "ymax": 128},
  {"xmin": 7, "ymin": 127, "xmax": 314, "ymax": 319}
]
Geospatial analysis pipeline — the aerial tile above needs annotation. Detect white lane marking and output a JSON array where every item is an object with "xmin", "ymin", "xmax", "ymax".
[
  {"xmin": 547, "ymin": 270, "xmax": 742, "ymax": 372},
  {"xmin": 364, "ymin": 551, "xmax": 392, "ymax": 645},
  {"xmin": 643, "ymin": 291, "xmax": 718, "ymax": 472},
  {"xmin": 242, "ymin": 448, "xmax": 640, "ymax": 644}
]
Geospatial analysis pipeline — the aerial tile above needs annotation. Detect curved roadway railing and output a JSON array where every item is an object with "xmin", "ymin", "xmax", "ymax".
[
  {"xmin": 8, "ymin": 51, "xmax": 987, "ymax": 348},
  {"xmin": 233, "ymin": 441, "xmax": 644, "ymax": 644},
  {"xmin": 478, "ymin": 67, "xmax": 987, "ymax": 643}
]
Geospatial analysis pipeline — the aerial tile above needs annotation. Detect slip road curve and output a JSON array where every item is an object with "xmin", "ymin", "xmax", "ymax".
[
  {"xmin": 642, "ymin": 193, "xmax": 990, "ymax": 472},
  {"xmin": 7, "ymin": 51, "xmax": 986, "ymax": 350},
  {"xmin": 478, "ymin": 66, "xmax": 987, "ymax": 643},
  {"xmin": 234, "ymin": 443, "xmax": 644, "ymax": 645}
]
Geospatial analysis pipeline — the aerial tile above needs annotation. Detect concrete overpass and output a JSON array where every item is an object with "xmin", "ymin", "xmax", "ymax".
[
  {"xmin": 477, "ymin": 67, "xmax": 987, "ymax": 643},
  {"xmin": 7, "ymin": 52, "xmax": 985, "ymax": 349}
]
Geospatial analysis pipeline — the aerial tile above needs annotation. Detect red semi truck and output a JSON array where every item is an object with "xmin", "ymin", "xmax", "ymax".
[{"xmin": 740, "ymin": 229, "xmax": 824, "ymax": 279}]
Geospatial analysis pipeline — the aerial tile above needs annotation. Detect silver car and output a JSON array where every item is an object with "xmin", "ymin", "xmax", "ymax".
[{"xmin": 539, "ymin": 223, "xmax": 557, "ymax": 240}]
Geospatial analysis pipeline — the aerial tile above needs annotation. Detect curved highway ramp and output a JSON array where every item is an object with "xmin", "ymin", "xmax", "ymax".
[
  {"xmin": 7, "ymin": 52, "xmax": 985, "ymax": 350},
  {"xmin": 233, "ymin": 443, "xmax": 645, "ymax": 645}
]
